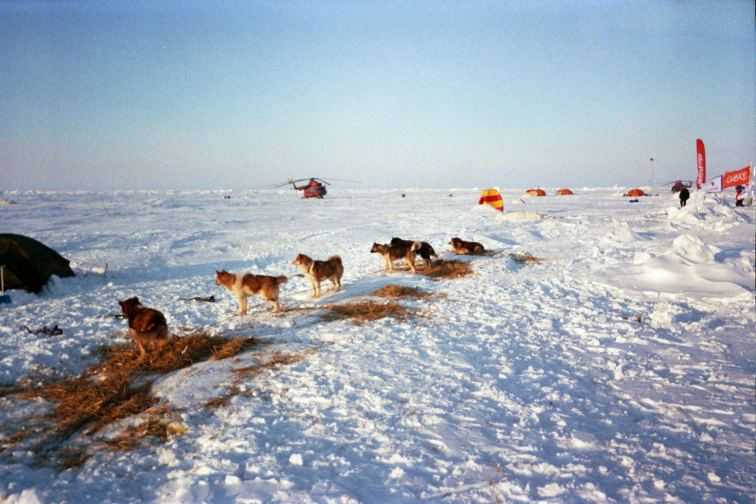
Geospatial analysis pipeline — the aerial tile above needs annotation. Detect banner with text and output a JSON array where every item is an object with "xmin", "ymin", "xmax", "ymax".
[{"xmin": 721, "ymin": 165, "xmax": 752, "ymax": 190}]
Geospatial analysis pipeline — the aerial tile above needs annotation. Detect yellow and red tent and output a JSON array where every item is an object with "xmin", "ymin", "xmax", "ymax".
[{"xmin": 478, "ymin": 188, "xmax": 504, "ymax": 212}]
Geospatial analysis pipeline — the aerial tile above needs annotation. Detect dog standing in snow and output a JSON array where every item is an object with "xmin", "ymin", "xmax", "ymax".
[
  {"xmin": 398, "ymin": 238, "xmax": 437, "ymax": 269},
  {"xmin": 215, "ymin": 270, "xmax": 287, "ymax": 315},
  {"xmin": 118, "ymin": 297, "xmax": 169, "ymax": 360},
  {"xmin": 390, "ymin": 237, "xmax": 437, "ymax": 270},
  {"xmin": 371, "ymin": 242, "xmax": 417, "ymax": 273},
  {"xmin": 371, "ymin": 238, "xmax": 434, "ymax": 273},
  {"xmin": 292, "ymin": 253, "xmax": 343, "ymax": 298}
]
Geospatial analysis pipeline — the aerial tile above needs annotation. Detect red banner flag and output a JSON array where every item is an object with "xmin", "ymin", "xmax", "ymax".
[
  {"xmin": 721, "ymin": 165, "xmax": 752, "ymax": 190},
  {"xmin": 696, "ymin": 138, "xmax": 706, "ymax": 189}
]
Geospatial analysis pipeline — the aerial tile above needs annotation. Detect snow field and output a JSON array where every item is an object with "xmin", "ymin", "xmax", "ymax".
[{"xmin": 0, "ymin": 188, "xmax": 754, "ymax": 503}]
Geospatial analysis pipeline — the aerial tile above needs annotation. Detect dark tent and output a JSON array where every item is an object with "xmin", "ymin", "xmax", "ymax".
[{"xmin": 0, "ymin": 234, "xmax": 75, "ymax": 293}]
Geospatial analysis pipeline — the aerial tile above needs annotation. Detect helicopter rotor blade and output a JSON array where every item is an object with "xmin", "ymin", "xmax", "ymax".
[{"xmin": 322, "ymin": 177, "xmax": 360, "ymax": 184}]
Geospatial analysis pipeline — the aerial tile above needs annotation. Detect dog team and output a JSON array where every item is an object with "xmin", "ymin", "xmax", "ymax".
[{"xmin": 119, "ymin": 236, "xmax": 485, "ymax": 357}]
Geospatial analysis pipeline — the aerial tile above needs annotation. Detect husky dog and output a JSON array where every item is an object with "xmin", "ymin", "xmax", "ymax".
[
  {"xmin": 292, "ymin": 253, "xmax": 343, "ymax": 298},
  {"xmin": 370, "ymin": 242, "xmax": 416, "ymax": 273},
  {"xmin": 215, "ymin": 270, "xmax": 287, "ymax": 315},
  {"xmin": 118, "ymin": 297, "xmax": 169, "ymax": 360},
  {"xmin": 390, "ymin": 237, "xmax": 437, "ymax": 269},
  {"xmin": 371, "ymin": 238, "xmax": 430, "ymax": 274},
  {"xmin": 449, "ymin": 237, "xmax": 485, "ymax": 255}
]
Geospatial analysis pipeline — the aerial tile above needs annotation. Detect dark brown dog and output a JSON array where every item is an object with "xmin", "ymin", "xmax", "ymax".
[
  {"xmin": 449, "ymin": 237, "xmax": 485, "ymax": 255},
  {"xmin": 391, "ymin": 237, "xmax": 437, "ymax": 269},
  {"xmin": 292, "ymin": 254, "xmax": 343, "ymax": 298},
  {"xmin": 215, "ymin": 270, "xmax": 287, "ymax": 315},
  {"xmin": 370, "ymin": 238, "xmax": 432, "ymax": 273},
  {"xmin": 371, "ymin": 242, "xmax": 416, "ymax": 273},
  {"xmin": 118, "ymin": 297, "xmax": 169, "ymax": 360}
]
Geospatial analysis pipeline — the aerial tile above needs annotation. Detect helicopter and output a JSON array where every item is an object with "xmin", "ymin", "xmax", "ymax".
[
  {"xmin": 285, "ymin": 177, "xmax": 330, "ymax": 199},
  {"xmin": 264, "ymin": 177, "xmax": 359, "ymax": 199}
]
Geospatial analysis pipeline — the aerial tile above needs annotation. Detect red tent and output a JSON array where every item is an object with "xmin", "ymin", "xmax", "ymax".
[
  {"xmin": 556, "ymin": 188, "xmax": 574, "ymax": 196},
  {"xmin": 624, "ymin": 188, "xmax": 646, "ymax": 197},
  {"xmin": 525, "ymin": 188, "xmax": 546, "ymax": 197}
]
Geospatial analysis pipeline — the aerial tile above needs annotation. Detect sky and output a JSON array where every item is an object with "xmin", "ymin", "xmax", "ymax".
[{"xmin": 1, "ymin": 0, "xmax": 754, "ymax": 190}]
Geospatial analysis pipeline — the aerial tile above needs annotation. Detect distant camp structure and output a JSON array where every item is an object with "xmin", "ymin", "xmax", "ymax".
[
  {"xmin": 555, "ymin": 188, "xmax": 574, "ymax": 196},
  {"xmin": 0, "ymin": 234, "xmax": 75, "ymax": 293},
  {"xmin": 525, "ymin": 188, "xmax": 546, "ymax": 197},
  {"xmin": 478, "ymin": 188, "xmax": 504, "ymax": 212},
  {"xmin": 670, "ymin": 180, "xmax": 692, "ymax": 193},
  {"xmin": 289, "ymin": 178, "xmax": 329, "ymax": 199},
  {"xmin": 623, "ymin": 188, "xmax": 647, "ymax": 197}
]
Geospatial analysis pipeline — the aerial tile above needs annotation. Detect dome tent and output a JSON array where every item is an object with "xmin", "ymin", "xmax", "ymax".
[
  {"xmin": 478, "ymin": 188, "xmax": 504, "ymax": 212},
  {"xmin": 555, "ymin": 188, "xmax": 574, "ymax": 195},
  {"xmin": 0, "ymin": 234, "xmax": 75, "ymax": 293},
  {"xmin": 623, "ymin": 188, "xmax": 646, "ymax": 197},
  {"xmin": 525, "ymin": 188, "xmax": 546, "ymax": 197}
]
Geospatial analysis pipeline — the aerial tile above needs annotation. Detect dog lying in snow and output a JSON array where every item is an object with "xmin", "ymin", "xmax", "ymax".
[
  {"xmin": 449, "ymin": 237, "xmax": 485, "ymax": 255},
  {"xmin": 215, "ymin": 270, "xmax": 287, "ymax": 315},
  {"xmin": 292, "ymin": 253, "xmax": 343, "ymax": 298},
  {"xmin": 118, "ymin": 297, "xmax": 169, "ymax": 359}
]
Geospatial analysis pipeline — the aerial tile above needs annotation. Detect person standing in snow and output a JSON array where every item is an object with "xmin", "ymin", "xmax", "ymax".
[
  {"xmin": 679, "ymin": 186, "xmax": 690, "ymax": 208},
  {"xmin": 735, "ymin": 185, "xmax": 745, "ymax": 207}
]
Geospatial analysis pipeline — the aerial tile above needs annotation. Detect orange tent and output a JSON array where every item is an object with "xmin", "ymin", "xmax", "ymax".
[
  {"xmin": 624, "ymin": 188, "xmax": 646, "ymax": 197},
  {"xmin": 556, "ymin": 188, "xmax": 574, "ymax": 196},
  {"xmin": 525, "ymin": 188, "xmax": 546, "ymax": 197},
  {"xmin": 478, "ymin": 188, "xmax": 504, "ymax": 212}
]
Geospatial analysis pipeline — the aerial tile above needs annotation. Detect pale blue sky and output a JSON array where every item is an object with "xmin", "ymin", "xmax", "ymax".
[{"xmin": 1, "ymin": 0, "xmax": 753, "ymax": 190}]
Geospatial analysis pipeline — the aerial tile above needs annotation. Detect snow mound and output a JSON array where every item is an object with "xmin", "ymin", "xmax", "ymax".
[
  {"xmin": 603, "ymin": 233, "xmax": 750, "ymax": 298},
  {"xmin": 606, "ymin": 219, "xmax": 639, "ymax": 242},
  {"xmin": 3, "ymin": 489, "xmax": 43, "ymax": 504},
  {"xmin": 671, "ymin": 234, "xmax": 718, "ymax": 264},
  {"xmin": 667, "ymin": 192, "xmax": 745, "ymax": 232}
]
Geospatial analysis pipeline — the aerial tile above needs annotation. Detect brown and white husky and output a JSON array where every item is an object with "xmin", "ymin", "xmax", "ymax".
[
  {"xmin": 371, "ymin": 240, "xmax": 421, "ymax": 273},
  {"xmin": 215, "ymin": 270, "xmax": 287, "ymax": 315},
  {"xmin": 292, "ymin": 253, "xmax": 343, "ymax": 298}
]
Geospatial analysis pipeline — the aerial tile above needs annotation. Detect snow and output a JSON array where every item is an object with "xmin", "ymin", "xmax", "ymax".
[{"xmin": 0, "ymin": 188, "xmax": 754, "ymax": 502}]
